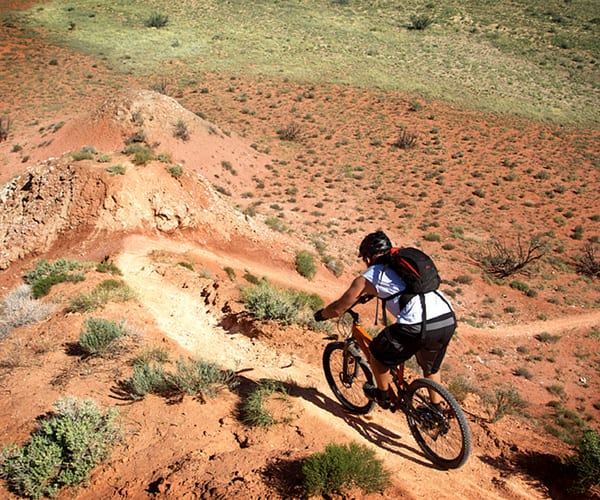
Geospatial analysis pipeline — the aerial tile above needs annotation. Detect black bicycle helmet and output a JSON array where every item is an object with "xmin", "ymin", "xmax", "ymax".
[{"xmin": 358, "ymin": 230, "xmax": 392, "ymax": 259}]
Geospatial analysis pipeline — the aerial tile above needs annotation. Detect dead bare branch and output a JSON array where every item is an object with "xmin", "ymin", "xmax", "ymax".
[{"xmin": 478, "ymin": 234, "xmax": 549, "ymax": 278}]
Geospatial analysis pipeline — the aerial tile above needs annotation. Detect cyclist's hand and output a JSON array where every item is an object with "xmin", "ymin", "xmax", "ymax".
[{"xmin": 313, "ymin": 309, "xmax": 327, "ymax": 322}]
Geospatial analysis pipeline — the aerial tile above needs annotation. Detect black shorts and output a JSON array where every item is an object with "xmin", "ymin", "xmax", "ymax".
[{"xmin": 369, "ymin": 312, "xmax": 456, "ymax": 376}]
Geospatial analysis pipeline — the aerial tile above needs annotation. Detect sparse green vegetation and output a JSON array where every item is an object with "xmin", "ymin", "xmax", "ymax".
[
  {"xmin": 24, "ymin": 258, "xmax": 87, "ymax": 298},
  {"xmin": 78, "ymin": 317, "xmax": 128, "ymax": 356},
  {"xmin": 447, "ymin": 374, "xmax": 477, "ymax": 404},
  {"xmin": 302, "ymin": 442, "xmax": 390, "ymax": 496},
  {"xmin": 122, "ymin": 357, "xmax": 237, "ymax": 400},
  {"xmin": 13, "ymin": 0, "xmax": 600, "ymax": 124},
  {"xmin": 295, "ymin": 250, "xmax": 317, "ymax": 280},
  {"xmin": 173, "ymin": 120, "xmax": 189, "ymax": 141},
  {"xmin": 144, "ymin": 12, "xmax": 169, "ymax": 28},
  {"xmin": 107, "ymin": 164, "xmax": 126, "ymax": 175},
  {"xmin": 241, "ymin": 379, "xmax": 291, "ymax": 427},
  {"xmin": 0, "ymin": 397, "xmax": 120, "ymax": 499},
  {"xmin": 66, "ymin": 279, "xmax": 136, "ymax": 313},
  {"xmin": 241, "ymin": 281, "xmax": 322, "ymax": 326},
  {"xmin": 565, "ymin": 429, "xmax": 600, "ymax": 494},
  {"xmin": 513, "ymin": 367, "xmax": 533, "ymax": 380},
  {"xmin": 481, "ymin": 385, "xmax": 528, "ymax": 423},
  {"xmin": 167, "ymin": 164, "xmax": 183, "ymax": 178},
  {"xmin": 71, "ymin": 148, "xmax": 94, "ymax": 161},
  {"xmin": 536, "ymin": 332, "xmax": 561, "ymax": 344}
]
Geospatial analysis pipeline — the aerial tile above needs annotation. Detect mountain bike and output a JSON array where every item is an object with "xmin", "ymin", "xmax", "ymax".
[{"xmin": 322, "ymin": 296, "xmax": 471, "ymax": 469}]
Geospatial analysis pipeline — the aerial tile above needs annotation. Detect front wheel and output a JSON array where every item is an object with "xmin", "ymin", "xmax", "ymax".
[
  {"xmin": 322, "ymin": 342, "xmax": 375, "ymax": 414},
  {"xmin": 405, "ymin": 378, "xmax": 471, "ymax": 469}
]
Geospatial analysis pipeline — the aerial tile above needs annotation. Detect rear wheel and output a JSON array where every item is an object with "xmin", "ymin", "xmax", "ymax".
[
  {"xmin": 405, "ymin": 378, "xmax": 471, "ymax": 469},
  {"xmin": 322, "ymin": 342, "xmax": 375, "ymax": 414}
]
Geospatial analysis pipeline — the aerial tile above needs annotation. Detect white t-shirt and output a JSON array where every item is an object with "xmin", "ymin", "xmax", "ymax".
[{"xmin": 362, "ymin": 264, "xmax": 453, "ymax": 325}]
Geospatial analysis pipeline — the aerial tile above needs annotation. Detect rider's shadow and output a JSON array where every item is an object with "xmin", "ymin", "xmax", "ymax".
[{"xmin": 237, "ymin": 374, "xmax": 433, "ymax": 468}]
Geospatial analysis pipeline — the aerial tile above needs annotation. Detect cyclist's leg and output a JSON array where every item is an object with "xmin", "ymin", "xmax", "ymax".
[
  {"xmin": 368, "ymin": 324, "xmax": 420, "ymax": 405},
  {"xmin": 368, "ymin": 354, "xmax": 392, "ymax": 389},
  {"xmin": 416, "ymin": 321, "xmax": 455, "ymax": 404}
]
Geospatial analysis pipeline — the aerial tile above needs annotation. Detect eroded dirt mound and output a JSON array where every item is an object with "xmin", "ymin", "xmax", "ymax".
[{"xmin": 0, "ymin": 154, "xmax": 269, "ymax": 270}]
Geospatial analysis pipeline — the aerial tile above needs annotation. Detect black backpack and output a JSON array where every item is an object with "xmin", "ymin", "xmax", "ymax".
[
  {"xmin": 389, "ymin": 247, "xmax": 440, "ymax": 298},
  {"xmin": 378, "ymin": 247, "xmax": 442, "ymax": 332}
]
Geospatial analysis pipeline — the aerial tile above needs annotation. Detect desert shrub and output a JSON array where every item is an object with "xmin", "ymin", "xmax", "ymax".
[
  {"xmin": 167, "ymin": 357, "xmax": 237, "ymax": 397},
  {"xmin": 241, "ymin": 379, "xmax": 290, "ymax": 427},
  {"xmin": 167, "ymin": 165, "xmax": 183, "ymax": 178},
  {"xmin": 392, "ymin": 128, "xmax": 418, "ymax": 149},
  {"xmin": 477, "ymin": 234, "xmax": 548, "ymax": 278},
  {"xmin": 536, "ymin": 332, "xmax": 561, "ymax": 343},
  {"xmin": 132, "ymin": 345, "xmax": 170, "ymax": 366},
  {"xmin": 24, "ymin": 258, "xmax": 87, "ymax": 298},
  {"xmin": 546, "ymin": 401, "xmax": 589, "ymax": 445},
  {"xmin": 122, "ymin": 357, "xmax": 237, "ymax": 400},
  {"xmin": 145, "ymin": 12, "xmax": 168, "ymax": 28},
  {"xmin": 124, "ymin": 362, "xmax": 170, "ymax": 399},
  {"xmin": 276, "ymin": 122, "xmax": 302, "ymax": 141},
  {"xmin": 446, "ymin": 374, "xmax": 477, "ymax": 403},
  {"xmin": 0, "ymin": 285, "xmax": 54, "ymax": 340},
  {"xmin": 295, "ymin": 250, "xmax": 317, "ymax": 280},
  {"xmin": 31, "ymin": 272, "xmax": 85, "ymax": 299},
  {"xmin": 323, "ymin": 255, "xmax": 344, "ymax": 277},
  {"xmin": 565, "ymin": 429, "xmax": 600, "ymax": 493},
  {"xmin": 423, "ymin": 232, "xmax": 441, "ymax": 242},
  {"xmin": 574, "ymin": 242, "xmax": 600, "ymax": 278},
  {"xmin": 71, "ymin": 149, "xmax": 94, "ymax": 161},
  {"xmin": 264, "ymin": 216, "xmax": 287, "ymax": 233},
  {"xmin": 409, "ymin": 14, "xmax": 434, "ymax": 30},
  {"xmin": 78, "ymin": 317, "xmax": 128, "ymax": 356},
  {"xmin": 24, "ymin": 258, "xmax": 85, "ymax": 286},
  {"xmin": 66, "ymin": 279, "xmax": 135, "ymax": 313},
  {"xmin": 513, "ymin": 367, "xmax": 533, "ymax": 380},
  {"xmin": 123, "ymin": 143, "xmax": 154, "ymax": 164},
  {"xmin": 454, "ymin": 275, "xmax": 473, "ymax": 285},
  {"xmin": 242, "ymin": 270, "xmax": 261, "ymax": 284},
  {"xmin": 224, "ymin": 266, "xmax": 236, "ymax": 281},
  {"xmin": 173, "ymin": 120, "xmax": 189, "ymax": 141},
  {"xmin": 133, "ymin": 149, "xmax": 154, "ymax": 165},
  {"xmin": 96, "ymin": 261, "xmax": 122, "ymax": 275},
  {"xmin": 302, "ymin": 442, "xmax": 390, "ymax": 496},
  {"xmin": 0, "ymin": 397, "xmax": 119, "ymax": 499},
  {"xmin": 106, "ymin": 164, "xmax": 126, "ymax": 175},
  {"xmin": 481, "ymin": 385, "xmax": 528, "ymax": 423},
  {"xmin": 241, "ymin": 282, "xmax": 299, "ymax": 324}
]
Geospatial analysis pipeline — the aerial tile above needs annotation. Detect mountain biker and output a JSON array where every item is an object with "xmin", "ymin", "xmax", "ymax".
[{"xmin": 314, "ymin": 230, "xmax": 456, "ymax": 409}]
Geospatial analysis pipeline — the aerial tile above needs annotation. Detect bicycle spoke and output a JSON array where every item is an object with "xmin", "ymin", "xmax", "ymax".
[
  {"xmin": 323, "ymin": 342, "xmax": 374, "ymax": 414},
  {"xmin": 406, "ymin": 379, "xmax": 471, "ymax": 469}
]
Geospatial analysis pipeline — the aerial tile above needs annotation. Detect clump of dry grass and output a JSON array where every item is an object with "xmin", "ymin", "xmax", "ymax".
[{"xmin": 0, "ymin": 285, "xmax": 54, "ymax": 340}]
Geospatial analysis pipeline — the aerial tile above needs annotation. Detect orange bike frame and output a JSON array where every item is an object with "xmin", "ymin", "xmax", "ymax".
[{"xmin": 351, "ymin": 322, "xmax": 407, "ymax": 394}]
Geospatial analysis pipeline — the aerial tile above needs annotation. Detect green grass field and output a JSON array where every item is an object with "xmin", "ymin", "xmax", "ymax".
[{"xmin": 7, "ymin": 0, "xmax": 600, "ymax": 124}]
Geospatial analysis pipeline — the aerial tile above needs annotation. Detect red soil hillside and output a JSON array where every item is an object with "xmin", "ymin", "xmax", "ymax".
[{"xmin": 0, "ymin": 5, "xmax": 599, "ymax": 498}]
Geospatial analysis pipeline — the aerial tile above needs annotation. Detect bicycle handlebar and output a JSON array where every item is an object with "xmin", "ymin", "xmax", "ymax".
[{"xmin": 344, "ymin": 295, "xmax": 375, "ymax": 324}]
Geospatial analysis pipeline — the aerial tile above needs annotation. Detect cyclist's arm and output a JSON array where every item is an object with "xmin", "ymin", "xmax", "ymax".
[{"xmin": 319, "ymin": 275, "xmax": 377, "ymax": 319}]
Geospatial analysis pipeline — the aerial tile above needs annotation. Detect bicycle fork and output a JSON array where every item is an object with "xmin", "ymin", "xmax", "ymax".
[{"xmin": 339, "ymin": 341, "xmax": 362, "ymax": 387}]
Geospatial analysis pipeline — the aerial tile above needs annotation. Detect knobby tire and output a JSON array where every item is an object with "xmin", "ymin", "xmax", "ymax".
[
  {"xmin": 405, "ymin": 378, "xmax": 471, "ymax": 469},
  {"xmin": 322, "ymin": 342, "xmax": 375, "ymax": 415}
]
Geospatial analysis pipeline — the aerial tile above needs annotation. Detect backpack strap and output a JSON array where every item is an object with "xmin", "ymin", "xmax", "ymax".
[
  {"xmin": 381, "ymin": 291, "xmax": 452, "ymax": 340},
  {"xmin": 378, "ymin": 291, "xmax": 415, "ymax": 327}
]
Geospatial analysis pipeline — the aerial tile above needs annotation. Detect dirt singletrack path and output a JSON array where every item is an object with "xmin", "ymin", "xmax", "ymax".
[{"xmin": 115, "ymin": 234, "xmax": 586, "ymax": 499}]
